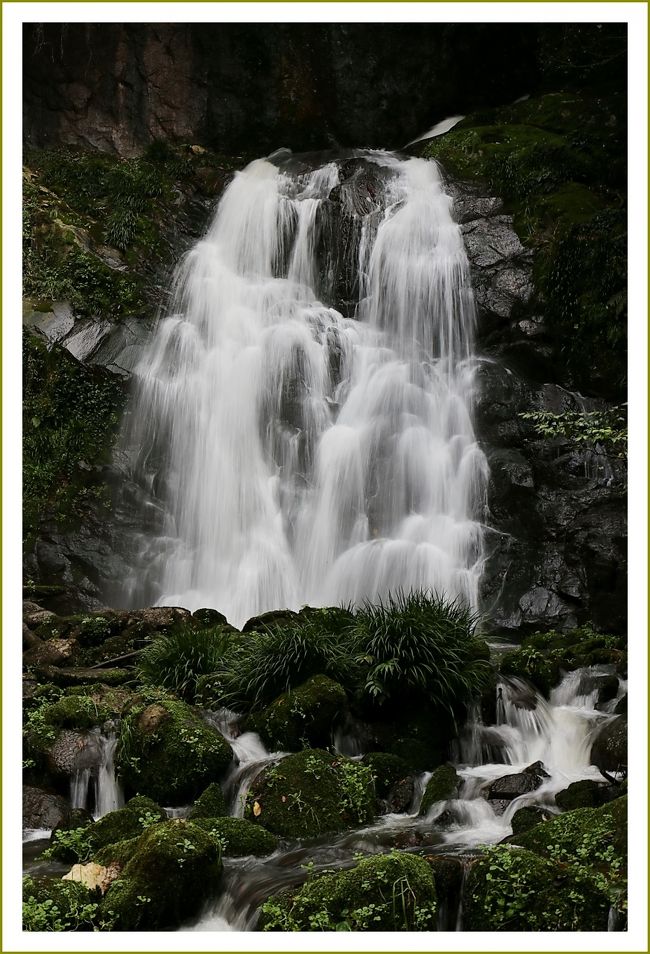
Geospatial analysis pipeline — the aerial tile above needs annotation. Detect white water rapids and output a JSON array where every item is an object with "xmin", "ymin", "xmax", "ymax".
[{"xmin": 121, "ymin": 150, "xmax": 487, "ymax": 627}]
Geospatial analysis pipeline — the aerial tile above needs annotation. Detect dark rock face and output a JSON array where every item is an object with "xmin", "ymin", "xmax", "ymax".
[
  {"xmin": 23, "ymin": 24, "xmax": 540, "ymax": 157},
  {"xmin": 450, "ymin": 180, "xmax": 627, "ymax": 634}
]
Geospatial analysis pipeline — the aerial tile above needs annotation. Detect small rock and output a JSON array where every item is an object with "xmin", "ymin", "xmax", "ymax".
[
  {"xmin": 488, "ymin": 761, "xmax": 549, "ymax": 802},
  {"xmin": 63, "ymin": 861, "xmax": 120, "ymax": 894}
]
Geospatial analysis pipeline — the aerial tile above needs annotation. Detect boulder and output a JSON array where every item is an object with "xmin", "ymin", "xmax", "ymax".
[
  {"xmin": 555, "ymin": 779, "xmax": 614, "ymax": 811},
  {"xmin": 591, "ymin": 715, "xmax": 627, "ymax": 776},
  {"xmin": 23, "ymin": 875, "xmax": 99, "ymax": 931},
  {"xmin": 23, "ymin": 786, "xmax": 71, "ymax": 830},
  {"xmin": 510, "ymin": 805, "xmax": 552, "ymax": 835},
  {"xmin": 187, "ymin": 782, "xmax": 227, "ymax": 820},
  {"xmin": 419, "ymin": 765, "xmax": 461, "ymax": 816},
  {"xmin": 190, "ymin": 816, "xmax": 278, "ymax": 857},
  {"xmin": 487, "ymin": 761, "xmax": 549, "ymax": 803},
  {"xmin": 99, "ymin": 819, "xmax": 222, "ymax": 930},
  {"xmin": 463, "ymin": 845, "xmax": 609, "ymax": 930},
  {"xmin": 245, "ymin": 748, "xmax": 374, "ymax": 839},
  {"xmin": 116, "ymin": 698, "xmax": 233, "ymax": 804},
  {"xmin": 361, "ymin": 752, "xmax": 413, "ymax": 798},
  {"xmin": 259, "ymin": 851, "xmax": 437, "ymax": 931},
  {"xmin": 248, "ymin": 675, "xmax": 348, "ymax": 751}
]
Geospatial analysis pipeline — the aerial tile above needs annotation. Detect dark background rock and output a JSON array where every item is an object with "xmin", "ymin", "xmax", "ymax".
[{"xmin": 24, "ymin": 24, "xmax": 543, "ymax": 157}]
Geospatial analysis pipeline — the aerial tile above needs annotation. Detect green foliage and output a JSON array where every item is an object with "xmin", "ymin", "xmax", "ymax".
[
  {"xmin": 136, "ymin": 625, "xmax": 232, "ymax": 700},
  {"xmin": 421, "ymin": 88, "xmax": 626, "ymax": 398},
  {"xmin": 260, "ymin": 851, "xmax": 437, "ymax": 931},
  {"xmin": 209, "ymin": 609, "xmax": 355, "ymax": 709},
  {"xmin": 351, "ymin": 591, "xmax": 489, "ymax": 714},
  {"xmin": 43, "ymin": 826, "xmax": 93, "ymax": 864},
  {"xmin": 464, "ymin": 844, "xmax": 609, "ymax": 930},
  {"xmin": 361, "ymin": 753, "xmax": 413, "ymax": 797},
  {"xmin": 520, "ymin": 406, "xmax": 627, "ymax": 457},
  {"xmin": 22, "ymin": 876, "xmax": 106, "ymax": 931},
  {"xmin": 515, "ymin": 797, "xmax": 627, "ymax": 912},
  {"xmin": 23, "ymin": 334, "xmax": 125, "ymax": 534}
]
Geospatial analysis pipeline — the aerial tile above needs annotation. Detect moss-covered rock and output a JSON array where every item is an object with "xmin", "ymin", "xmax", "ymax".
[
  {"xmin": 463, "ymin": 844, "xmax": 609, "ymax": 930},
  {"xmin": 116, "ymin": 697, "xmax": 233, "ymax": 804},
  {"xmin": 47, "ymin": 798, "xmax": 167, "ymax": 863},
  {"xmin": 93, "ymin": 835, "xmax": 140, "ymax": 868},
  {"xmin": 259, "ymin": 851, "xmax": 437, "ymax": 931},
  {"xmin": 191, "ymin": 816, "xmax": 278, "ymax": 857},
  {"xmin": 361, "ymin": 752, "xmax": 413, "ymax": 798},
  {"xmin": 23, "ymin": 875, "xmax": 101, "ymax": 931},
  {"xmin": 248, "ymin": 675, "xmax": 348, "ymax": 751},
  {"xmin": 510, "ymin": 805, "xmax": 552, "ymax": 835},
  {"xmin": 245, "ymin": 749, "xmax": 375, "ymax": 839},
  {"xmin": 99, "ymin": 819, "xmax": 222, "ymax": 930},
  {"xmin": 187, "ymin": 782, "xmax": 227, "ymax": 819},
  {"xmin": 419, "ymin": 764, "xmax": 460, "ymax": 816}
]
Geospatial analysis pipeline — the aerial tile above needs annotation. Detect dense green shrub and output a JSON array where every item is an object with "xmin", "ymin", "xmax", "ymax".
[
  {"xmin": 136, "ymin": 625, "xmax": 232, "ymax": 700},
  {"xmin": 351, "ymin": 591, "xmax": 489, "ymax": 715},
  {"xmin": 23, "ymin": 876, "xmax": 104, "ymax": 931}
]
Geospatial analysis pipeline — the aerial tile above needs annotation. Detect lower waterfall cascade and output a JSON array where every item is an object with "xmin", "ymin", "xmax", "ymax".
[{"xmin": 120, "ymin": 149, "xmax": 488, "ymax": 627}]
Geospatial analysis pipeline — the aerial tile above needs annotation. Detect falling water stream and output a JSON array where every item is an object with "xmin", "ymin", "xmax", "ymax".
[{"xmin": 120, "ymin": 149, "xmax": 487, "ymax": 627}]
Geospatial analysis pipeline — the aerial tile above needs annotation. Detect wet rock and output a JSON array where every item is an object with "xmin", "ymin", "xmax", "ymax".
[
  {"xmin": 241, "ymin": 609, "xmax": 299, "ymax": 632},
  {"xmin": 614, "ymin": 694, "xmax": 627, "ymax": 715},
  {"xmin": 420, "ymin": 764, "xmax": 461, "ymax": 815},
  {"xmin": 247, "ymin": 675, "xmax": 348, "ymax": 751},
  {"xmin": 385, "ymin": 775, "xmax": 415, "ymax": 814},
  {"xmin": 487, "ymin": 761, "xmax": 549, "ymax": 802},
  {"xmin": 555, "ymin": 779, "xmax": 614, "ymax": 811},
  {"xmin": 591, "ymin": 715, "xmax": 627, "ymax": 776},
  {"xmin": 510, "ymin": 805, "xmax": 553, "ymax": 835},
  {"xmin": 23, "ymin": 637, "xmax": 79, "ymax": 668},
  {"xmin": 192, "ymin": 607, "xmax": 229, "ymax": 627},
  {"xmin": 63, "ymin": 861, "xmax": 120, "ymax": 895},
  {"xmin": 23, "ymin": 786, "xmax": 71, "ymax": 830},
  {"xmin": 23, "ymin": 623, "xmax": 42, "ymax": 651},
  {"xmin": 46, "ymin": 729, "xmax": 92, "ymax": 778}
]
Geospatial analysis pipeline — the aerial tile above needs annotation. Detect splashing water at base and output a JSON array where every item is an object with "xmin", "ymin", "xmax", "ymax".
[{"xmin": 120, "ymin": 149, "xmax": 487, "ymax": 626}]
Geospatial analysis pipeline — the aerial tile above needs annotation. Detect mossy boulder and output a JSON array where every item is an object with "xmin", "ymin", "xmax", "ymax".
[
  {"xmin": 591, "ymin": 715, "xmax": 627, "ymax": 776},
  {"xmin": 248, "ymin": 675, "xmax": 348, "ymax": 751},
  {"xmin": 47, "ymin": 797, "xmax": 167, "ymax": 862},
  {"xmin": 23, "ymin": 875, "xmax": 100, "ymax": 931},
  {"xmin": 99, "ymin": 819, "xmax": 222, "ymax": 930},
  {"xmin": 187, "ymin": 782, "xmax": 227, "ymax": 819},
  {"xmin": 419, "ymin": 764, "xmax": 461, "ymax": 816},
  {"xmin": 510, "ymin": 805, "xmax": 552, "ymax": 835},
  {"xmin": 361, "ymin": 752, "xmax": 413, "ymax": 798},
  {"xmin": 463, "ymin": 844, "xmax": 610, "ymax": 930},
  {"xmin": 93, "ymin": 836, "xmax": 140, "ymax": 868},
  {"xmin": 191, "ymin": 816, "xmax": 278, "ymax": 857},
  {"xmin": 116, "ymin": 698, "xmax": 233, "ymax": 804},
  {"xmin": 245, "ymin": 749, "xmax": 375, "ymax": 839},
  {"xmin": 259, "ymin": 851, "xmax": 437, "ymax": 931}
]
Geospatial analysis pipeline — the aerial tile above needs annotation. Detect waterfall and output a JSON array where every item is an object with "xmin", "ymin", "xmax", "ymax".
[
  {"xmin": 121, "ymin": 149, "xmax": 487, "ymax": 626},
  {"xmin": 70, "ymin": 727, "xmax": 124, "ymax": 818}
]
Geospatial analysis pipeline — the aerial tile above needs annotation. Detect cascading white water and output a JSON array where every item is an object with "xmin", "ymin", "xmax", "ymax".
[
  {"xmin": 122, "ymin": 150, "xmax": 487, "ymax": 626},
  {"xmin": 70, "ymin": 727, "xmax": 124, "ymax": 818}
]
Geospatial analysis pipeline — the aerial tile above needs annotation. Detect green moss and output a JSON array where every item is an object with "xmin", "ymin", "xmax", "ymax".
[
  {"xmin": 191, "ymin": 816, "xmax": 278, "ymax": 857},
  {"xmin": 510, "ymin": 805, "xmax": 551, "ymax": 836},
  {"xmin": 420, "ymin": 88, "xmax": 626, "ymax": 398},
  {"xmin": 23, "ymin": 333, "xmax": 126, "ymax": 536},
  {"xmin": 116, "ymin": 697, "xmax": 233, "ymax": 804},
  {"xmin": 23, "ymin": 875, "xmax": 102, "ymax": 931},
  {"xmin": 361, "ymin": 752, "xmax": 413, "ymax": 798},
  {"xmin": 187, "ymin": 782, "xmax": 227, "ymax": 819},
  {"xmin": 93, "ymin": 835, "xmax": 141, "ymax": 868},
  {"xmin": 419, "ymin": 764, "xmax": 460, "ymax": 815},
  {"xmin": 463, "ymin": 844, "xmax": 609, "ymax": 930},
  {"xmin": 245, "ymin": 749, "xmax": 375, "ymax": 839},
  {"xmin": 248, "ymin": 675, "xmax": 348, "ymax": 751},
  {"xmin": 259, "ymin": 851, "xmax": 437, "ymax": 931},
  {"xmin": 99, "ymin": 820, "xmax": 222, "ymax": 930},
  {"xmin": 46, "ymin": 799, "xmax": 167, "ymax": 863}
]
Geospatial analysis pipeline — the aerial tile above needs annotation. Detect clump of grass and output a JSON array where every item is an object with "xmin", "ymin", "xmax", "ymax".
[
  {"xmin": 136, "ymin": 625, "xmax": 232, "ymax": 700},
  {"xmin": 211, "ymin": 610, "xmax": 356, "ymax": 710},
  {"xmin": 351, "ymin": 590, "xmax": 489, "ymax": 713}
]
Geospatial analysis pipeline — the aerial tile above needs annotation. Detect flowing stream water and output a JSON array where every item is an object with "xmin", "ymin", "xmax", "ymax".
[
  {"xmin": 120, "ymin": 149, "xmax": 487, "ymax": 627},
  {"xmin": 184, "ymin": 665, "xmax": 623, "ymax": 931}
]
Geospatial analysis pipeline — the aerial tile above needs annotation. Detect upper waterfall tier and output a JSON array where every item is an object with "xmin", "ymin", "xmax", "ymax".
[{"xmin": 121, "ymin": 150, "xmax": 488, "ymax": 626}]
